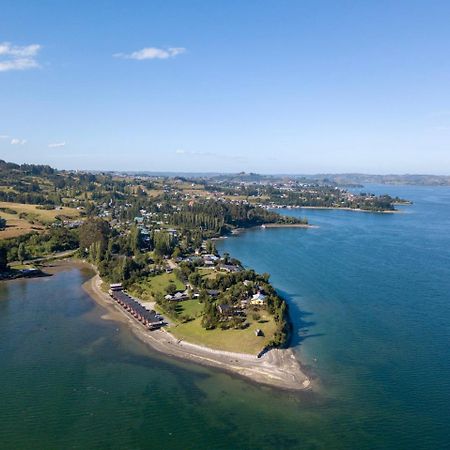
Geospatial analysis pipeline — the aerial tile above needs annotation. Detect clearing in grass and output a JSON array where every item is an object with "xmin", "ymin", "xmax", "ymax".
[
  {"xmin": 169, "ymin": 310, "xmax": 277, "ymax": 355},
  {"xmin": 130, "ymin": 272, "xmax": 185, "ymax": 301}
]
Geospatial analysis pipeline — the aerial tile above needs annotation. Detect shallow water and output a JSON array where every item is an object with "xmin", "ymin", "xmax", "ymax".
[{"xmin": 0, "ymin": 185, "xmax": 449, "ymax": 449}]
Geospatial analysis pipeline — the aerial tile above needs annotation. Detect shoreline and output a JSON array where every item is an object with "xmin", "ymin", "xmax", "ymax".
[
  {"xmin": 278, "ymin": 206, "xmax": 402, "ymax": 214},
  {"xmin": 261, "ymin": 223, "xmax": 317, "ymax": 228},
  {"xmin": 227, "ymin": 222, "xmax": 316, "ymax": 237},
  {"xmin": 69, "ymin": 261, "xmax": 312, "ymax": 392}
]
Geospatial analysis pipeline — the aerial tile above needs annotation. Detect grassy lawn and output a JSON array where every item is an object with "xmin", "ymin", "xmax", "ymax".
[
  {"xmin": 179, "ymin": 299, "xmax": 204, "ymax": 317},
  {"xmin": 130, "ymin": 272, "xmax": 185, "ymax": 301},
  {"xmin": 198, "ymin": 267, "xmax": 217, "ymax": 280},
  {"xmin": 168, "ymin": 310, "xmax": 277, "ymax": 355}
]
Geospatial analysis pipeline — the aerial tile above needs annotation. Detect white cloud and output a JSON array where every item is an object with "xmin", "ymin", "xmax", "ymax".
[
  {"xmin": 48, "ymin": 141, "xmax": 66, "ymax": 148},
  {"xmin": 114, "ymin": 47, "xmax": 185, "ymax": 60},
  {"xmin": 0, "ymin": 42, "xmax": 42, "ymax": 72},
  {"xmin": 10, "ymin": 138, "xmax": 27, "ymax": 145},
  {"xmin": 0, "ymin": 135, "xmax": 9, "ymax": 139}
]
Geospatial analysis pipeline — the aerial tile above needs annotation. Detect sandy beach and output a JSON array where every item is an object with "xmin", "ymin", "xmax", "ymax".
[{"xmin": 71, "ymin": 263, "xmax": 312, "ymax": 391}]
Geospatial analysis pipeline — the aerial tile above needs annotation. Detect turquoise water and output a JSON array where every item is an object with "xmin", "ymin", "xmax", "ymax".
[{"xmin": 1, "ymin": 185, "xmax": 450, "ymax": 449}]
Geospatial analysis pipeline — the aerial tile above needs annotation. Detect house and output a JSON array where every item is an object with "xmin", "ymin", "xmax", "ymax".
[
  {"xmin": 255, "ymin": 328, "xmax": 264, "ymax": 337},
  {"xmin": 207, "ymin": 289, "xmax": 220, "ymax": 297},
  {"xmin": 217, "ymin": 264, "xmax": 241, "ymax": 273},
  {"xmin": 250, "ymin": 292, "xmax": 267, "ymax": 306},
  {"xmin": 165, "ymin": 291, "xmax": 189, "ymax": 301},
  {"xmin": 174, "ymin": 291, "xmax": 189, "ymax": 301},
  {"xmin": 217, "ymin": 304, "xmax": 234, "ymax": 317},
  {"xmin": 109, "ymin": 283, "xmax": 123, "ymax": 293},
  {"xmin": 203, "ymin": 254, "xmax": 219, "ymax": 262},
  {"xmin": 203, "ymin": 254, "xmax": 219, "ymax": 267}
]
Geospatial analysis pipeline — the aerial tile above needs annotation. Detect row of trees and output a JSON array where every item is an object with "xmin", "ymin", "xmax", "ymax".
[
  {"xmin": 0, "ymin": 227, "xmax": 79, "ymax": 267},
  {"xmin": 171, "ymin": 200, "xmax": 307, "ymax": 234}
]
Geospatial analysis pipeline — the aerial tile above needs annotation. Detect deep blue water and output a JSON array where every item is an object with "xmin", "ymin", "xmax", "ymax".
[
  {"xmin": 217, "ymin": 185, "xmax": 450, "ymax": 449},
  {"xmin": 0, "ymin": 184, "xmax": 449, "ymax": 449}
]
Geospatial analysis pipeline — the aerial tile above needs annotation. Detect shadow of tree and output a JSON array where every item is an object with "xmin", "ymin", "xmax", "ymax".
[{"xmin": 276, "ymin": 288, "xmax": 324, "ymax": 348}]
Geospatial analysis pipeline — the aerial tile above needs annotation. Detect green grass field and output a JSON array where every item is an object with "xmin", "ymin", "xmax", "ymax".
[
  {"xmin": 198, "ymin": 267, "xmax": 217, "ymax": 280},
  {"xmin": 168, "ymin": 310, "xmax": 277, "ymax": 354},
  {"xmin": 179, "ymin": 299, "xmax": 204, "ymax": 317},
  {"xmin": 130, "ymin": 272, "xmax": 185, "ymax": 300}
]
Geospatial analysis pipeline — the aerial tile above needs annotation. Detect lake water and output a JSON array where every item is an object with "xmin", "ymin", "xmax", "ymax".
[{"xmin": 1, "ymin": 185, "xmax": 449, "ymax": 449}]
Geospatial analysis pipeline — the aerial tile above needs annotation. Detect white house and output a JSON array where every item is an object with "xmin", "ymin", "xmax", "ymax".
[{"xmin": 250, "ymin": 292, "xmax": 267, "ymax": 306}]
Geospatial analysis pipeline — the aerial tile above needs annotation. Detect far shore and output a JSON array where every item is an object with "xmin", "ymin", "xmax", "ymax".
[
  {"xmin": 288, "ymin": 206, "xmax": 403, "ymax": 214},
  {"xmin": 42, "ymin": 259, "xmax": 312, "ymax": 392},
  {"xmin": 261, "ymin": 223, "xmax": 317, "ymax": 228},
  {"xmin": 226, "ymin": 222, "xmax": 316, "ymax": 237}
]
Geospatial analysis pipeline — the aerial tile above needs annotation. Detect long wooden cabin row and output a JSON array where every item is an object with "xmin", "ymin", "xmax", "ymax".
[{"xmin": 109, "ymin": 285, "xmax": 165, "ymax": 330}]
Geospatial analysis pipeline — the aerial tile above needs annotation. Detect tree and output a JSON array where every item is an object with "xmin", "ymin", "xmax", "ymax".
[
  {"xmin": 153, "ymin": 231, "xmax": 173, "ymax": 257},
  {"xmin": 166, "ymin": 282, "xmax": 177, "ymax": 296},
  {"xmin": 79, "ymin": 218, "xmax": 110, "ymax": 256},
  {"xmin": 198, "ymin": 288, "xmax": 208, "ymax": 303},
  {"xmin": 0, "ymin": 217, "xmax": 6, "ymax": 230},
  {"xmin": 128, "ymin": 225, "xmax": 142, "ymax": 256},
  {"xmin": 201, "ymin": 301, "xmax": 219, "ymax": 329},
  {"xmin": 188, "ymin": 271, "xmax": 202, "ymax": 287},
  {"xmin": 205, "ymin": 240, "xmax": 216, "ymax": 254},
  {"xmin": 0, "ymin": 247, "xmax": 8, "ymax": 271},
  {"xmin": 18, "ymin": 243, "xmax": 27, "ymax": 264},
  {"xmin": 120, "ymin": 257, "xmax": 132, "ymax": 282}
]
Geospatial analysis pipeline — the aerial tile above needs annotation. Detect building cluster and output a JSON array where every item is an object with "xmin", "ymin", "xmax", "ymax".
[{"xmin": 109, "ymin": 283, "xmax": 165, "ymax": 330}]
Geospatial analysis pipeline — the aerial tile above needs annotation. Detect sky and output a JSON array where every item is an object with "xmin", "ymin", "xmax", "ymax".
[{"xmin": 1, "ymin": 0, "xmax": 450, "ymax": 174}]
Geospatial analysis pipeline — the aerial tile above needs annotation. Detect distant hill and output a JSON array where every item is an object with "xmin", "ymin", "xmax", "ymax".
[{"xmin": 299, "ymin": 173, "xmax": 450, "ymax": 186}]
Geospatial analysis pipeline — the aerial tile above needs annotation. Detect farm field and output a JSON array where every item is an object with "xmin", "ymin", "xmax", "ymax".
[{"xmin": 0, "ymin": 201, "xmax": 80, "ymax": 239}]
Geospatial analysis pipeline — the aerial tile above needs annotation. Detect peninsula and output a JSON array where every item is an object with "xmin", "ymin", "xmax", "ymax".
[{"xmin": 0, "ymin": 160, "xmax": 408, "ymax": 389}]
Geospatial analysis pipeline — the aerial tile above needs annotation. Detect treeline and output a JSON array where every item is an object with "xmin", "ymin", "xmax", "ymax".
[
  {"xmin": 0, "ymin": 228, "xmax": 79, "ymax": 265},
  {"xmin": 0, "ymin": 160, "xmax": 55, "ymax": 176},
  {"xmin": 79, "ymin": 218, "xmax": 157, "ymax": 286},
  {"xmin": 263, "ymin": 186, "xmax": 398, "ymax": 211},
  {"xmin": 171, "ymin": 200, "xmax": 306, "ymax": 234},
  {"xmin": 0, "ymin": 190, "xmax": 57, "ymax": 205}
]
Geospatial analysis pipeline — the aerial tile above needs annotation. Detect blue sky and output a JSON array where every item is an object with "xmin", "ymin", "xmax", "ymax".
[{"xmin": 1, "ymin": 0, "xmax": 450, "ymax": 174}]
